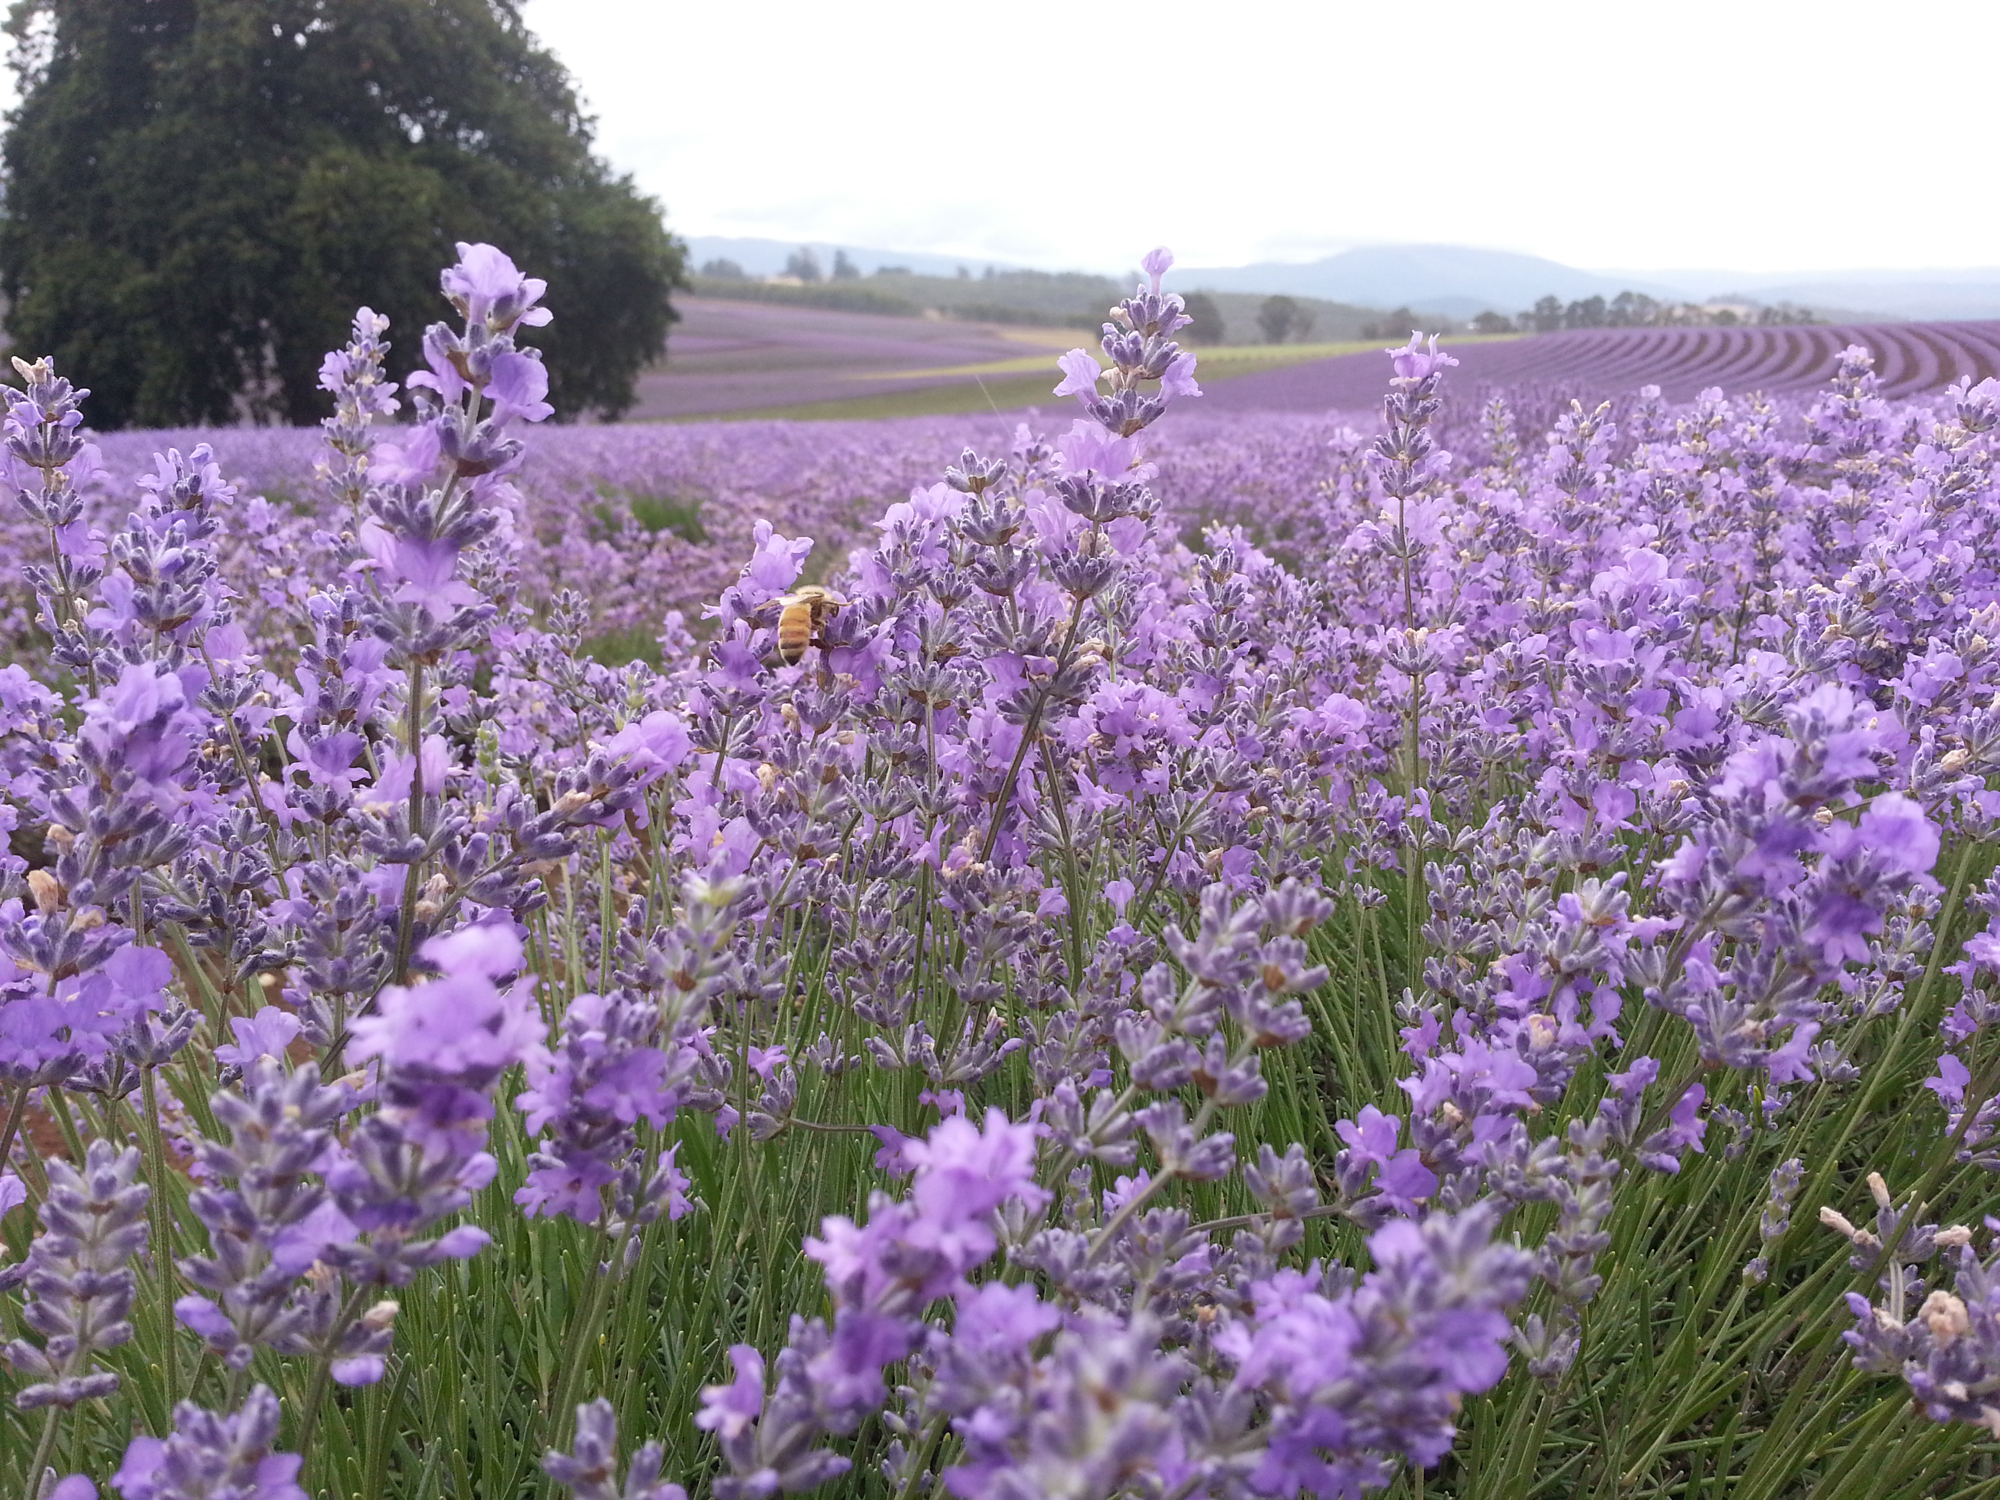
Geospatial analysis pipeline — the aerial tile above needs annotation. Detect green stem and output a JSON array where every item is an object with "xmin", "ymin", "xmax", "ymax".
[
  {"xmin": 1908, "ymin": 837, "xmax": 1982, "ymax": 1023},
  {"xmin": 140, "ymin": 1065, "xmax": 179, "ymax": 1409},
  {"xmin": 363, "ymin": 1352, "xmax": 416, "ymax": 1500},
  {"xmin": 597, "ymin": 831, "xmax": 615, "ymax": 989},
  {"xmin": 165, "ymin": 923, "xmax": 228, "ymax": 1033},
  {"xmin": 1782, "ymin": 839, "xmax": 1983, "ymax": 1279},
  {"xmin": 1125, "ymin": 789, "xmax": 1216, "ymax": 933},
  {"xmin": 1085, "ymin": 1094, "xmax": 1224, "ymax": 1264},
  {"xmin": 1866, "ymin": 1051, "xmax": 2000, "ymax": 1273},
  {"xmin": 894, "ymin": 1412, "xmax": 950, "ymax": 1500},
  {"xmin": 1191, "ymin": 1200, "xmax": 1356, "ymax": 1237},
  {"xmin": 979, "ymin": 590, "xmax": 1089, "ymax": 863},
  {"xmin": 1810, "ymin": 1395, "xmax": 1915, "ymax": 1500},
  {"xmin": 200, "ymin": 641, "xmax": 288, "ymax": 856},
  {"xmin": 391, "ymin": 661, "xmax": 427, "ymax": 986},
  {"xmin": 709, "ymin": 712, "xmax": 735, "ymax": 789},
  {"xmin": 0, "ymin": 1081, "xmax": 29, "ymax": 1180},
  {"xmin": 1037, "ymin": 747, "xmax": 1087, "ymax": 986},
  {"xmin": 296, "ymin": 1283, "xmax": 371, "ymax": 1459},
  {"xmin": 226, "ymin": 1355, "xmax": 251, "ymax": 1410},
  {"xmin": 1734, "ymin": 1056, "xmax": 2000, "ymax": 1498},
  {"xmin": 44, "ymin": 1086, "xmax": 86, "ymax": 1163},
  {"xmin": 539, "ymin": 1222, "xmax": 634, "ymax": 1495},
  {"xmin": 24, "ymin": 1407, "xmax": 62, "ymax": 1500}
]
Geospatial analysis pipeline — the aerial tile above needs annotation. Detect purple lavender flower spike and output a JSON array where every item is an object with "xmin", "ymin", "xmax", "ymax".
[
  {"xmin": 1388, "ymin": 331, "xmax": 1460, "ymax": 385},
  {"xmin": 705, "ymin": 1111, "xmax": 1050, "ymax": 1496},
  {"xmin": 329, "ymin": 923, "xmax": 539, "ymax": 1285},
  {"xmin": 2, "ymin": 1139, "xmax": 148, "ymax": 1410},
  {"xmin": 515, "ymin": 878, "xmax": 737, "ymax": 1224},
  {"xmin": 697, "ymin": 1344, "xmax": 767, "ymax": 1443},
  {"xmin": 544, "ymin": 1397, "xmax": 687, "ymax": 1500},
  {"xmin": 1827, "ymin": 1176, "xmax": 1992, "ymax": 1432},
  {"xmin": 1050, "ymin": 247, "xmax": 1199, "ymax": 436},
  {"xmin": 111, "ymin": 1385, "xmax": 306, "ymax": 1500},
  {"xmin": 175, "ymin": 1056, "xmax": 363, "ymax": 1373},
  {"xmin": 440, "ymin": 241, "xmax": 552, "ymax": 333}
]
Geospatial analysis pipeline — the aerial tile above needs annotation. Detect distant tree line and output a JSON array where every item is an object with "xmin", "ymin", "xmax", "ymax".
[
  {"xmin": 1501, "ymin": 292, "xmax": 1820, "ymax": 333},
  {"xmin": 688, "ymin": 261, "xmax": 1490, "ymax": 349},
  {"xmin": 707, "ymin": 248, "xmax": 1018, "ymax": 287},
  {"xmin": 1360, "ymin": 306, "xmax": 1454, "ymax": 340},
  {"xmin": 701, "ymin": 247, "xmax": 871, "ymax": 284}
]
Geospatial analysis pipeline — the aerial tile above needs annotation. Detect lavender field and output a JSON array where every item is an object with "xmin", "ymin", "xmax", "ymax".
[
  {"xmin": 627, "ymin": 296, "xmax": 1414, "ymax": 423},
  {"xmin": 4, "ymin": 242, "xmax": 2000, "ymax": 1500},
  {"xmin": 1201, "ymin": 318, "xmax": 2000, "ymax": 411},
  {"xmin": 630, "ymin": 296, "xmax": 2000, "ymax": 426},
  {"xmin": 624, "ymin": 299, "xmax": 1081, "ymax": 421}
]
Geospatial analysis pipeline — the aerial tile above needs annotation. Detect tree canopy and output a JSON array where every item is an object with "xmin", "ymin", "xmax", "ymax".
[
  {"xmin": 0, "ymin": 0, "xmax": 686, "ymax": 426},
  {"xmin": 1179, "ymin": 291, "xmax": 1224, "ymax": 345},
  {"xmin": 1256, "ymin": 294, "xmax": 1311, "ymax": 345}
]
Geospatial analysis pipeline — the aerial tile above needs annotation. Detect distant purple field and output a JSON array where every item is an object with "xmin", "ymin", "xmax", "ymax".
[
  {"xmin": 628, "ymin": 304, "xmax": 2000, "ymax": 422},
  {"xmin": 1200, "ymin": 320, "xmax": 2000, "ymax": 412},
  {"xmin": 627, "ymin": 296, "xmax": 1070, "ymax": 418}
]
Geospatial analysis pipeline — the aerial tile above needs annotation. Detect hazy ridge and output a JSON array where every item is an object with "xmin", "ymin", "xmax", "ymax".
[{"xmin": 685, "ymin": 235, "xmax": 2000, "ymax": 324}]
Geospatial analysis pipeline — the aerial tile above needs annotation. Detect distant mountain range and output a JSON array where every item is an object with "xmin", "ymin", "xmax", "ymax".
[
  {"xmin": 682, "ymin": 236, "xmax": 2000, "ymax": 324},
  {"xmin": 1178, "ymin": 246, "xmax": 2000, "ymax": 323},
  {"xmin": 1175, "ymin": 246, "xmax": 1675, "ymax": 319},
  {"xmin": 1599, "ymin": 267, "xmax": 2000, "ymax": 322}
]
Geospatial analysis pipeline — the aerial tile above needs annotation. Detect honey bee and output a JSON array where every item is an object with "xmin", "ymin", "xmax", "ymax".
[{"xmin": 774, "ymin": 586, "xmax": 846, "ymax": 666}]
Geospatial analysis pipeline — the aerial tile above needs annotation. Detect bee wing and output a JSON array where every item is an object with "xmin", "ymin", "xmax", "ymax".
[{"xmin": 754, "ymin": 593, "xmax": 803, "ymax": 628}]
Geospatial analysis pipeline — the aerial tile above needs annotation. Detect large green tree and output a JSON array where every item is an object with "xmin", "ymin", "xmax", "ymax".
[{"xmin": 0, "ymin": 0, "xmax": 685, "ymax": 426}]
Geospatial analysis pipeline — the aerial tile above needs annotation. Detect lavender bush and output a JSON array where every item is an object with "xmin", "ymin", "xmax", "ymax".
[{"xmin": 0, "ymin": 236, "xmax": 1997, "ymax": 1500}]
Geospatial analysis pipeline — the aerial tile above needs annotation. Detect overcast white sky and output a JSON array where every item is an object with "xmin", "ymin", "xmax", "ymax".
[{"xmin": 517, "ymin": 0, "xmax": 2000, "ymax": 277}]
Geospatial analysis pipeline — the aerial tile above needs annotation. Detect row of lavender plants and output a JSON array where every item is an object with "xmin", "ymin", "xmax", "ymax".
[
  {"xmin": 0, "ymin": 378, "xmax": 1632, "ymax": 677},
  {"xmin": 1, "ymin": 239, "xmax": 1997, "ymax": 1500}
]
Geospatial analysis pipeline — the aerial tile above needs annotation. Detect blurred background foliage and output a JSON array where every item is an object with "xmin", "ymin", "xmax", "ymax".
[{"xmin": 0, "ymin": 0, "xmax": 686, "ymax": 426}]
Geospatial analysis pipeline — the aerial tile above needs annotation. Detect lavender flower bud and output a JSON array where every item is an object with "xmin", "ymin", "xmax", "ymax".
[
  {"xmin": 175, "ymin": 1057, "xmax": 355, "ymax": 1369},
  {"xmin": 543, "ymin": 1398, "xmax": 686, "ymax": 1500},
  {"xmin": 3, "ymin": 1140, "xmax": 149, "ymax": 1409},
  {"xmin": 111, "ymin": 1385, "xmax": 304, "ymax": 1500}
]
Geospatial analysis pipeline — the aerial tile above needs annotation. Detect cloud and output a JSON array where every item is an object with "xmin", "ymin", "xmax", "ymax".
[{"xmin": 523, "ymin": 0, "xmax": 2000, "ymax": 274}]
